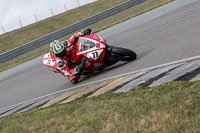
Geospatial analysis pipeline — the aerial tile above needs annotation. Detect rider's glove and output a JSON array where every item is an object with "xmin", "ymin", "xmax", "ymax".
[
  {"xmin": 63, "ymin": 40, "xmax": 69, "ymax": 46},
  {"xmin": 82, "ymin": 28, "xmax": 92, "ymax": 36}
]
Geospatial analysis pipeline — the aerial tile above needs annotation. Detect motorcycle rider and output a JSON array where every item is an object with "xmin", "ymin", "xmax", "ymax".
[{"xmin": 50, "ymin": 28, "xmax": 92, "ymax": 84}]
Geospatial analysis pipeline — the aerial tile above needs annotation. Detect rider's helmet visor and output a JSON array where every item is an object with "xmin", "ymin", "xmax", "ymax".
[{"xmin": 55, "ymin": 50, "xmax": 66, "ymax": 59}]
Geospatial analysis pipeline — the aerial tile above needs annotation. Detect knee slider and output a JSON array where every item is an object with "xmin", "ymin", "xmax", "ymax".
[{"xmin": 57, "ymin": 61, "xmax": 64, "ymax": 68}]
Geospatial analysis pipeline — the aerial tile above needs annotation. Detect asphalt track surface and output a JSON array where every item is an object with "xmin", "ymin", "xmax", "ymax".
[{"xmin": 1, "ymin": 0, "xmax": 200, "ymax": 109}]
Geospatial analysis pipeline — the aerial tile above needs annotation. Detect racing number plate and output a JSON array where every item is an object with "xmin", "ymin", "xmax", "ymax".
[
  {"xmin": 42, "ymin": 53, "xmax": 55, "ymax": 68},
  {"xmin": 87, "ymin": 49, "xmax": 103, "ymax": 60}
]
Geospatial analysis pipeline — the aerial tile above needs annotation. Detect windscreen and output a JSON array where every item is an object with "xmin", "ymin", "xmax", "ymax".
[{"xmin": 78, "ymin": 38, "xmax": 96, "ymax": 52}]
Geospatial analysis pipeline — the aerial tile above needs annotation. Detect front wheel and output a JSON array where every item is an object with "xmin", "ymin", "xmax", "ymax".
[{"xmin": 106, "ymin": 45, "xmax": 137, "ymax": 61}]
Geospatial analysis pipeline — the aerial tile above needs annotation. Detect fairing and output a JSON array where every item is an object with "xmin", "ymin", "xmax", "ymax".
[
  {"xmin": 42, "ymin": 34, "xmax": 107, "ymax": 81},
  {"xmin": 42, "ymin": 52, "xmax": 55, "ymax": 69}
]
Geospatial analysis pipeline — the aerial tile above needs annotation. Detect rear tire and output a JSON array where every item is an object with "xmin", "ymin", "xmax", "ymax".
[{"xmin": 107, "ymin": 45, "xmax": 137, "ymax": 61}]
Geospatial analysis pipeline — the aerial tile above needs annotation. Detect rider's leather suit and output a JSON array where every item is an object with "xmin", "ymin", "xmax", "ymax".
[{"xmin": 51, "ymin": 29, "xmax": 92, "ymax": 82}]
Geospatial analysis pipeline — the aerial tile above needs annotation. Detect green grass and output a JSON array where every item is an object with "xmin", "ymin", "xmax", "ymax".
[
  {"xmin": 0, "ymin": 0, "xmax": 173, "ymax": 72},
  {"xmin": 0, "ymin": 81, "xmax": 200, "ymax": 133}
]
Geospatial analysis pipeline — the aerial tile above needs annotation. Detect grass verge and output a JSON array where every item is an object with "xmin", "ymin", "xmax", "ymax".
[
  {"xmin": 0, "ymin": 0, "xmax": 173, "ymax": 72},
  {"xmin": 0, "ymin": 81, "xmax": 200, "ymax": 132}
]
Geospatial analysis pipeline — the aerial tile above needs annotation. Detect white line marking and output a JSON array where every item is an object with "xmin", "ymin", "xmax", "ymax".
[{"xmin": 1, "ymin": 55, "xmax": 200, "ymax": 112}]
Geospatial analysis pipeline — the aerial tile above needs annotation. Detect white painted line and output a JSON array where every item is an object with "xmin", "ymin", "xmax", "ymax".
[{"xmin": 1, "ymin": 55, "xmax": 200, "ymax": 112}]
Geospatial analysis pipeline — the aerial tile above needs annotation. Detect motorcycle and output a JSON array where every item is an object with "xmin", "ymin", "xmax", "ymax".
[{"xmin": 42, "ymin": 33, "xmax": 137, "ymax": 84}]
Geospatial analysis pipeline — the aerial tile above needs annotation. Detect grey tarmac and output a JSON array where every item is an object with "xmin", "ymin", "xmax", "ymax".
[{"xmin": 0, "ymin": 0, "xmax": 200, "ymax": 109}]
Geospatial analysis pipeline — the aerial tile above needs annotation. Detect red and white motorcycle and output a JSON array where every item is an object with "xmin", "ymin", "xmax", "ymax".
[{"xmin": 43, "ymin": 33, "xmax": 137, "ymax": 84}]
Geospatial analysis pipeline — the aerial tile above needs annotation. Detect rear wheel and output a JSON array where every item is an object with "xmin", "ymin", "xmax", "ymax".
[{"xmin": 106, "ymin": 45, "xmax": 137, "ymax": 61}]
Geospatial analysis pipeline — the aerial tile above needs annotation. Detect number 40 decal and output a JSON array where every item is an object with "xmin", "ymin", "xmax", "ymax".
[
  {"xmin": 47, "ymin": 60, "xmax": 51, "ymax": 65},
  {"xmin": 92, "ymin": 52, "xmax": 98, "ymax": 58}
]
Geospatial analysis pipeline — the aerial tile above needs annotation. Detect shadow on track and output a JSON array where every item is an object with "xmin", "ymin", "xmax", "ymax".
[
  {"xmin": 136, "ymin": 49, "xmax": 153, "ymax": 60},
  {"xmin": 78, "ymin": 61, "xmax": 130, "ymax": 83}
]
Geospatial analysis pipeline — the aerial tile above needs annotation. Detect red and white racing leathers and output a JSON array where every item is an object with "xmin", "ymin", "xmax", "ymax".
[{"xmin": 51, "ymin": 32, "xmax": 85, "ymax": 81}]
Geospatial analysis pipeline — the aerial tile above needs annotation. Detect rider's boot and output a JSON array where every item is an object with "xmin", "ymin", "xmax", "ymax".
[
  {"xmin": 71, "ymin": 78, "xmax": 78, "ymax": 84},
  {"xmin": 67, "ymin": 75, "xmax": 79, "ymax": 84}
]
